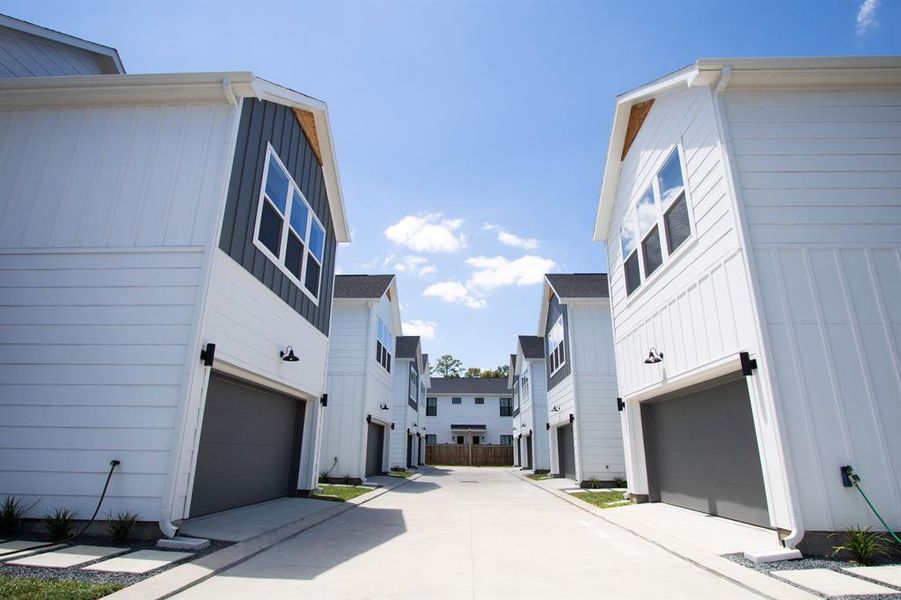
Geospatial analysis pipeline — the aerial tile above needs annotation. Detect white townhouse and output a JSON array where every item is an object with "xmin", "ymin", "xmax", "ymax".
[
  {"xmin": 422, "ymin": 378, "xmax": 513, "ymax": 446},
  {"xmin": 539, "ymin": 274, "xmax": 625, "ymax": 485},
  {"xmin": 510, "ymin": 337, "xmax": 550, "ymax": 473},
  {"xmin": 593, "ymin": 56, "xmax": 901, "ymax": 555},
  {"xmin": 388, "ymin": 337, "xmax": 429, "ymax": 470},
  {"xmin": 0, "ymin": 15, "xmax": 351, "ymax": 536},
  {"xmin": 320, "ymin": 275, "xmax": 403, "ymax": 482}
]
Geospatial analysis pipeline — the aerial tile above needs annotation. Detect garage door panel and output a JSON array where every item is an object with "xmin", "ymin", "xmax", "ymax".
[{"xmin": 197, "ymin": 412, "xmax": 296, "ymax": 446}]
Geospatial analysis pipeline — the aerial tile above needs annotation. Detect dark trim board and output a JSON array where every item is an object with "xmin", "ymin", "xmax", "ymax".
[{"xmin": 219, "ymin": 98, "xmax": 338, "ymax": 336}]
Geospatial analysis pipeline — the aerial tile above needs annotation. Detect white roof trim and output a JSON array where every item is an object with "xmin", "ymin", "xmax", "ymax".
[
  {"xmin": 0, "ymin": 13, "xmax": 125, "ymax": 74},
  {"xmin": 593, "ymin": 56, "xmax": 901, "ymax": 242},
  {"xmin": 0, "ymin": 71, "xmax": 351, "ymax": 243}
]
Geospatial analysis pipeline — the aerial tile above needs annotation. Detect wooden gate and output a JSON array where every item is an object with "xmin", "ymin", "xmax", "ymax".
[{"xmin": 425, "ymin": 444, "xmax": 513, "ymax": 466}]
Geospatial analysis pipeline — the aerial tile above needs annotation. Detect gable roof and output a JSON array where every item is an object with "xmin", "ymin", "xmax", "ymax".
[
  {"xmin": 545, "ymin": 274, "xmax": 609, "ymax": 299},
  {"xmin": 395, "ymin": 336, "xmax": 420, "ymax": 359},
  {"xmin": 333, "ymin": 274, "xmax": 394, "ymax": 299},
  {"xmin": 428, "ymin": 378, "xmax": 511, "ymax": 395},
  {"xmin": 518, "ymin": 335, "xmax": 545, "ymax": 359},
  {"xmin": 0, "ymin": 13, "xmax": 125, "ymax": 75},
  {"xmin": 593, "ymin": 56, "xmax": 901, "ymax": 242}
]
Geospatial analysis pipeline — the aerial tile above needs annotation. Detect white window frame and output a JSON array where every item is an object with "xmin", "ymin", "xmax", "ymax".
[
  {"xmin": 520, "ymin": 363, "xmax": 532, "ymax": 405},
  {"xmin": 375, "ymin": 317, "xmax": 393, "ymax": 373},
  {"xmin": 619, "ymin": 143, "xmax": 696, "ymax": 298},
  {"xmin": 252, "ymin": 144, "xmax": 326, "ymax": 305},
  {"xmin": 547, "ymin": 315, "xmax": 566, "ymax": 376}
]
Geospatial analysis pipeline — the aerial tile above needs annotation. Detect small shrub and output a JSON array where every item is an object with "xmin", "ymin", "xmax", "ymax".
[
  {"xmin": 831, "ymin": 526, "xmax": 890, "ymax": 565},
  {"xmin": 107, "ymin": 511, "xmax": 138, "ymax": 543},
  {"xmin": 613, "ymin": 477, "xmax": 627, "ymax": 488},
  {"xmin": 1, "ymin": 495, "xmax": 39, "ymax": 535},
  {"xmin": 44, "ymin": 508, "xmax": 77, "ymax": 541},
  {"xmin": 584, "ymin": 479, "xmax": 603, "ymax": 489}
]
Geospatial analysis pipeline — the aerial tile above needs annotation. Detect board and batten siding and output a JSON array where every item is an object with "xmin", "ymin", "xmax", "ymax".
[
  {"xmin": 219, "ymin": 98, "xmax": 337, "ymax": 336},
  {"xmin": 0, "ymin": 101, "xmax": 238, "ymax": 519},
  {"xmin": 523, "ymin": 357, "xmax": 550, "ymax": 472},
  {"xmin": 544, "ymin": 294, "xmax": 571, "ymax": 390},
  {"xmin": 725, "ymin": 88, "xmax": 901, "ymax": 532},
  {"xmin": 0, "ymin": 26, "xmax": 115, "ymax": 78}
]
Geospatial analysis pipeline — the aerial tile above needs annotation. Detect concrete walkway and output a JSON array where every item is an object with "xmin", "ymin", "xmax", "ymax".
[{"xmin": 171, "ymin": 467, "xmax": 787, "ymax": 599}]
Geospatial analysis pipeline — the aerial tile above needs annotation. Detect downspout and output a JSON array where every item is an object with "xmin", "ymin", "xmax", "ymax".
[{"xmin": 710, "ymin": 65, "xmax": 805, "ymax": 553}]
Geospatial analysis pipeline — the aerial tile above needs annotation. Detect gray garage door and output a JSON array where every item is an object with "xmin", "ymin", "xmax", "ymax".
[
  {"xmin": 526, "ymin": 435, "xmax": 533, "ymax": 470},
  {"xmin": 641, "ymin": 375, "xmax": 769, "ymax": 527},
  {"xmin": 557, "ymin": 424, "xmax": 576, "ymax": 479},
  {"xmin": 190, "ymin": 374, "xmax": 305, "ymax": 517},
  {"xmin": 365, "ymin": 422, "xmax": 385, "ymax": 477}
]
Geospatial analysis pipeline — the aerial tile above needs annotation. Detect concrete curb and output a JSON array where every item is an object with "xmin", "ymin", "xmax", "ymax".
[
  {"xmin": 510, "ymin": 470, "xmax": 816, "ymax": 600},
  {"xmin": 106, "ymin": 474, "xmax": 422, "ymax": 600}
]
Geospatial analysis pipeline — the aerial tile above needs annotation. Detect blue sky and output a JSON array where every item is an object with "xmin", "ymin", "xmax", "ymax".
[{"xmin": 4, "ymin": 0, "xmax": 899, "ymax": 370}]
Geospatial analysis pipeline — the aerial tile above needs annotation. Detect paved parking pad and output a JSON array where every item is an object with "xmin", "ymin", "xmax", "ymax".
[
  {"xmin": 773, "ymin": 568, "xmax": 897, "ymax": 596},
  {"xmin": 7, "ymin": 544, "xmax": 127, "ymax": 568},
  {"xmin": 85, "ymin": 549, "xmax": 194, "ymax": 574}
]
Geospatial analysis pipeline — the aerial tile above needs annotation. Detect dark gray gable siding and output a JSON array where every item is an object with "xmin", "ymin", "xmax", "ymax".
[
  {"xmin": 545, "ymin": 293, "xmax": 571, "ymax": 391},
  {"xmin": 219, "ymin": 98, "xmax": 337, "ymax": 336}
]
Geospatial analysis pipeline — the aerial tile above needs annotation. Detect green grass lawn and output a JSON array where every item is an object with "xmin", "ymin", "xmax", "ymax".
[
  {"xmin": 311, "ymin": 485, "xmax": 375, "ymax": 502},
  {"xmin": 571, "ymin": 490, "xmax": 629, "ymax": 509},
  {"xmin": 0, "ymin": 575, "xmax": 122, "ymax": 600},
  {"xmin": 387, "ymin": 470, "xmax": 413, "ymax": 478}
]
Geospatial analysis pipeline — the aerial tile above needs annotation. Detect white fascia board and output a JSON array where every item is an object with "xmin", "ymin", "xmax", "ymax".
[{"xmin": 537, "ymin": 279, "xmax": 553, "ymax": 338}]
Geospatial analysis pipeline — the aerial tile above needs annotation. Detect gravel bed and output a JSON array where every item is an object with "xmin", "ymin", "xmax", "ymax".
[
  {"xmin": 0, "ymin": 533, "xmax": 231, "ymax": 587},
  {"xmin": 725, "ymin": 553, "xmax": 901, "ymax": 599}
]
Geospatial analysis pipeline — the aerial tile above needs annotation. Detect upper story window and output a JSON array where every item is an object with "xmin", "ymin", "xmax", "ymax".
[
  {"xmin": 548, "ymin": 316, "xmax": 566, "ymax": 375},
  {"xmin": 474, "ymin": 397, "xmax": 485, "ymax": 405},
  {"xmin": 254, "ymin": 145, "xmax": 327, "ymax": 302},
  {"xmin": 620, "ymin": 147, "xmax": 692, "ymax": 297},
  {"xmin": 408, "ymin": 362, "xmax": 419, "ymax": 407},
  {"xmin": 426, "ymin": 397, "xmax": 437, "ymax": 416},
  {"xmin": 499, "ymin": 397, "xmax": 513, "ymax": 417},
  {"xmin": 452, "ymin": 397, "xmax": 462, "ymax": 405},
  {"xmin": 520, "ymin": 365, "xmax": 532, "ymax": 405},
  {"xmin": 375, "ymin": 318, "xmax": 393, "ymax": 373}
]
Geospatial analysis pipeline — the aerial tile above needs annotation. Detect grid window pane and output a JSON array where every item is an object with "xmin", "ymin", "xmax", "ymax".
[
  {"xmin": 304, "ymin": 258, "xmax": 320, "ymax": 297},
  {"xmin": 636, "ymin": 187, "xmax": 657, "ymax": 236},
  {"xmin": 665, "ymin": 193, "xmax": 691, "ymax": 253},
  {"xmin": 658, "ymin": 149, "xmax": 685, "ymax": 207},
  {"xmin": 265, "ymin": 160, "xmax": 289, "ymax": 213},
  {"xmin": 620, "ymin": 209, "xmax": 638, "ymax": 259},
  {"xmin": 290, "ymin": 190, "xmax": 309, "ymax": 238},
  {"xmin": 642, "ymin": 225, "xmax": 663, "ymax": 277},
  {"xmin": 452, "ymin": 397, "xmax": 461, "ymax": 404},
  {"xmin": 258, "ymin": 201, "xmax": 283, "ymax": 256},
  {"xmin": 309, "ymin": 221, "xmax": 326, "ymax": 262},
  {"xmin": 624, "ymin": 251, "xmax": 640, "ymax": 295}
]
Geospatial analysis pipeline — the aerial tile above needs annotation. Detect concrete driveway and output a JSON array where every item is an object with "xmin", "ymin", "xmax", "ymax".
[{"xmin": 173, "ymin": 467, "xmax": 760, "ymax": 599}]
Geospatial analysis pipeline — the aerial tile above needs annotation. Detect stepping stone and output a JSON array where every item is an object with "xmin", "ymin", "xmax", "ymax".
[
  {"xmin": 844, "ymin": 565, "xmax": 901, "ymax": 588},
  {"xmin": 773, "ymin": 568, "xmax": 896, "ymax": 596},
  {"xmin": 7, "ymin": 544, "xmax": 128, "ymax": 568},
  {"xmin": 0, "ymin": 543, "xmax": 65, "ymax": 561},
  {"xmin": 85, "ymin": 549, "xmax": 193, "ymax": 574},
  {"xmin": 0, "ymin": 540, "xmax": 48, "ymax": 555}
]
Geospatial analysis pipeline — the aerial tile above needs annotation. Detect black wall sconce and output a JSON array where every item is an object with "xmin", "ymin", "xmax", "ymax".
[
  {"xmin": 644, "ymin": 347, "xmax": 663, "ymax": 364},
  {"xmin": 280, "ymin": 346, "xmax": 299, "ymax": 362},
  {"xmin": 391, "ymin": 422, "xmax": 395, "ymax": 430},
  {"xmin": 320, "ymin": 394, "xmax": 328, "ymax": 407},
  {"xmin": 617, "ymin": 398, "xmax": 625, "ymax": 412},
  {"xmin": 546, "ymin": 423, "xmax": 550, "ymax": 431},
  {"xmin": 569, "ymin": 413, "xmax": 575, "ymax": 424},
  {"xmin": 740, "ymin": 351, "xmax": 758, "ymax": 377},
  {"xmin": 551, "ymin": 406, "xmax": 560, "ymax": 412},
  {"xmin": 200, "ymin": 343, "xmax": 216, "ymax": 366},
  {"xmin": 366, "ymin": 414, "xmax": 372, "ymax": 423},
  {"xmin": 529, "ymin": 429, "xmax": 532, "ymax": 435},
  {"xmin": 380, "ymin": 403, "xmax": 390, "ymax": 410}
]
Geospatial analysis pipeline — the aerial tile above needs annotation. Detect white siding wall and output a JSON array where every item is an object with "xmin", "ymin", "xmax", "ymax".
[
  {"xmin": 0, "ymin": 102, "xmax": 237, "ymax": 521},
  {"xmin": 422, "ymin": 395, "xmax": 512, "ymax": 445},
  {"xmin": 525, "ymin": 358, "xmax": 550, "ymax": 471},
  {"xmin": 0, "ymin": 28, "xmax": 112, "ymax": 78},
  {"xmin": 726, "ymin": 88, "xmax": 901, "ymax": 531},
  {"xmin": 389, "ymin": 357, "xmax": 417, "ymax": 470}
]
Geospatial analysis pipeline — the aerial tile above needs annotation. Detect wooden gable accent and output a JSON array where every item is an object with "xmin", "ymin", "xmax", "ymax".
[
  {"xmin": 621, "ymin": 99, "xmax": 655, "ymax": 161},
  {"xmin": 292, "ymin": 108, "xmax": 323, "ymax": 165}
]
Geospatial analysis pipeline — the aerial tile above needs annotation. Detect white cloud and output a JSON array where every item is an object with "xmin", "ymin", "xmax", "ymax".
[
  {"xmin": 392, "ymin": 255, "xmax": 437, "ymax": 277},
  {"xmin": 857, "ymin": 0, "xmax": 879, "ymax": 34},
  {"xmin": 385, "ymin": 213, "xmax": 466, "ymax": 253},
  {"xmin": 403, "ymin": 319, "xmax": 437, "ymax": 339},
  {"xmin": 422, "ymin": 281, "xmax": 486, "ymax": 309},
  {"xmin": 482, "ymin": 223, "xmax": 539, "ymax": 250},
  {"xmin": 466, "ymin": 255, "xmax": 556, "ymax": 290}
]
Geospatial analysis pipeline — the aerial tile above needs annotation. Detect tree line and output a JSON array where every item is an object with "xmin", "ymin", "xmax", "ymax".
[{"xmin": 430, "ymin": 354, "xmax": 509, "ymax": 379}]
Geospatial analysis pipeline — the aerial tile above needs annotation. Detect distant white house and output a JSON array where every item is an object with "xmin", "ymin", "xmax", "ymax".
[
  {"xmin": 593, "ymin": 56, "xmax": 901, "ymax": 554},
  {"xmin": 320, "ymin": 275, "xmax": 402, "ymax": 483},
  {"xmin": 510, "ymin": 337, "xmax": 550, "ymax": 472},
  {"xmin": 422, "ymin": 378, "xmax": 513, "ymax": 447},
  {"xmin": 388, "ymin": 337, "xmax": 428, "ymax": 470},
  {"xmin": 539, "ymin": 274, "xmax": 624, "ymax": 485},
  {"xmin": 0, "ymin": 16, "xmax": 350, "ymax": 536}
]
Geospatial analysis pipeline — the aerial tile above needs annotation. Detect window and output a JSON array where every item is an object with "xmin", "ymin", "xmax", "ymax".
[
  {"xmin": 520, "ymin": 365, "xmax": 532, "ymax": 405},
  {"xmin": 425, "ymin": 434, "xmax": 436, "ymax": 444},
  {"xmin": 375, "ymin": 318, "xmax": 393, "ymax": 373},
  {"xmin": 547, "ymin": 315, "xmax": 566, "ymax": 375},
  {"xmin": 426, "ymin": 397, "xmax": 437, "ymax": 417},
  {"xmin": 474, "ymin": 397, "xmax": 484, "ymax": 405},
  {"xmin": 408, "ymin": 363, "xmax": 419, "ymax": 409},
  {"xmin": 456, "ymin": 435, "xmax": 464, "ymax": 445},
  {"xmin": 499, "ymin": 397, "xmax": 513, "ymax": 417},
  {"xmin": 452, "ymin": 397, "xmax": 462, "ymax": 405},
  {"xmin": 254, "ymin": 146, "xmax": 326, "ymax": 301},
  {"xmin": 472, "ymin": 436, "xmax": 480, "ymax": 445},
  {"xmin": 500, "ymin": 435, "xmax": 513, "ymax": 446},
  {"xmin": 620, "ymin": 146, "xmax": 692, "ymax": 296}
]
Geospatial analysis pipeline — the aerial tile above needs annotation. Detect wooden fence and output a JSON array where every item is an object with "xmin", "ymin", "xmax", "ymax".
[{"xmin": 425, "ymin": 444, "xmax": 513, "ymax": 466}]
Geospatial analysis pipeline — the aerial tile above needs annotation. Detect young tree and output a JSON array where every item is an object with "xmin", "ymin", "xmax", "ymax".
[
  {"xmin": 480, "ymin": 365, "xmax": 510, "ymax": 378},
  {"xmin": 465, "ymin": 367, "xmax": 482, "ymax": 378},
  {"xmin": 432, "ymin": 354, "xmax": 463, "ymax": 378}
]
